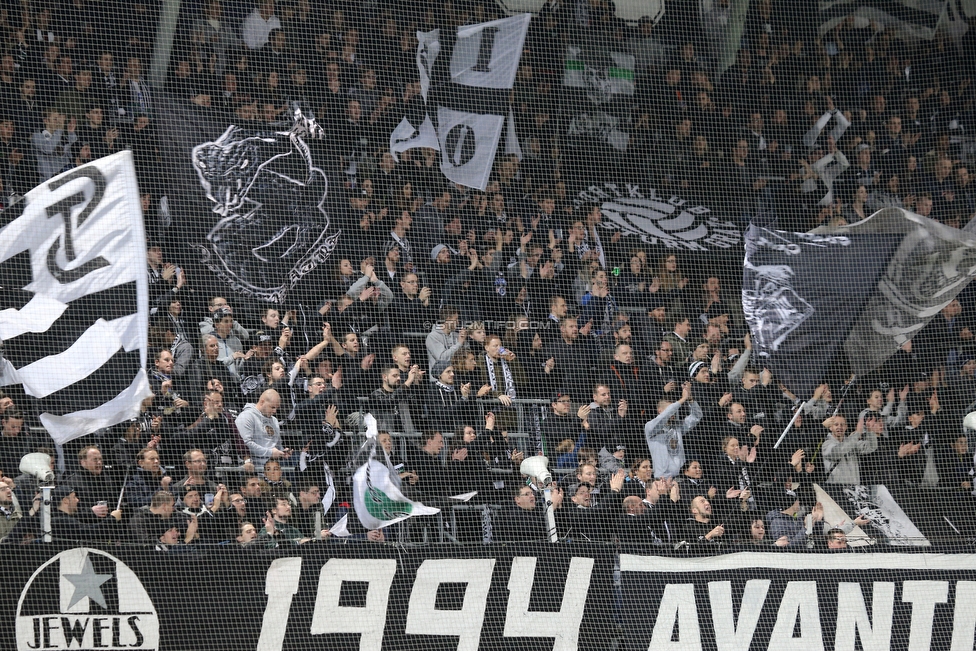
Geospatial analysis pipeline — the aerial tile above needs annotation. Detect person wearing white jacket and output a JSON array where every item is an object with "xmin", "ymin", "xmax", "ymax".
[{"xmin": 235, "ymin": 389, "xmax": 292, "ymax": 470}]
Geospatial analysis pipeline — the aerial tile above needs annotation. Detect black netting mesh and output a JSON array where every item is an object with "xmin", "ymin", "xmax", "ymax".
[{"xmin": 2, "ymin": 1, "xmax": 976, "ymax": 649}]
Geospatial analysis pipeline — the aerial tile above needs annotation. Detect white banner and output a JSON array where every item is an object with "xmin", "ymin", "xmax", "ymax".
[
  {"xmin": 437, "ymin": 108, "xmax": 506, "ymax": 191},
  {"xmin": 450, "ymin": 14, "xmax": 530, "ymax": 89}
]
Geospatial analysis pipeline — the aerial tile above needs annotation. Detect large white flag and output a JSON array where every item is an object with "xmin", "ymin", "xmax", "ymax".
[
  {"xmin": 0, "ymin": 151, "xmax": 151, "ymax": 443},
  {"xmin": 389, "ymin": 14, "xmax": 530, "ymax": 190},
  {"xmin": 352, "ymin": 438, "xmax": 439, "ymax": 531}
]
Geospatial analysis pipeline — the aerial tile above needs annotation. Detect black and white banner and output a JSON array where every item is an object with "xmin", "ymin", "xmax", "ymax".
[
  {"xmin": 0, "ymin": 151, "xmax": 150, "ymax": 443},
  {"xmin": 390, "ymin": 14, "xmax": 530, "ymax": 191},
  {"xmin": 572, "ymin": 182, "xmax": 743, "ymax": 252},
  {"xmin": 0, "ymin": 544, "xmax": 613, "ymax": 651},
  {"xmin": 621, "ymin": 552, "xmax": 976, "ymax": 651},
  {"xmin": 158, "ymin": 100, "xmax": 340, "ymax": 305}
]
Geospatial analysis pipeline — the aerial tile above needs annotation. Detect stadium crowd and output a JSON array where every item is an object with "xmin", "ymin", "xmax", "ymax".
[{"xmin": 2, "ymin": 0, "xmax": 976, "ymax": 551}]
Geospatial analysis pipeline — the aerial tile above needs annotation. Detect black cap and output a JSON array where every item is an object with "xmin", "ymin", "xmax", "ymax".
[
  {"xmin": 52, "ymin": 485, "xmax": 76, "ymax": 503},
  {"xmin": 767, "ymin": 489, "xmax": 799, "ymax": 512},
  {"xmin": 212, "ymin": 307, "xmax": 232, "ymax": 321},
  {"xmin": 255, "ymin": 330, "xmax": 273, "ymax": 344}
]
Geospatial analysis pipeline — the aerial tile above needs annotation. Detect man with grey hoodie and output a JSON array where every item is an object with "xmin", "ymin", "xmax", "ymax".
[
  {"xmin": 645, "ymin": 382, "xmax": 703, "ymax": 479},
  {"xmin": 235, "ymin": 389, "xmax": 292, "ymax": 470},
  {"xmin": 425, "ymin": 305, "xmax": 467, "ymax": 372}
]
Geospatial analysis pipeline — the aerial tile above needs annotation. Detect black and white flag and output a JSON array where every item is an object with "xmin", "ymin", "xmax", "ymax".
[
  {"xmin": 816, "ymin": 207, "xmax": 976, "ymax": 376},
  {"xmin": 562, "ymin": 44, "xmax": 636, "ymax": 152},
  {"xmin": 818, "ymin": 0, "xmax": 963, "ymax": 41},
  {"xmin": 0, "ymin": 151, "xmax": 151, "ymax": 443},
  {"xmin": 157, "ymin": 99, "xmax": 339, "ymax": 305},
  {"xmin": 742, "ymin": 225, "xmax": 901, "ymax": 398},
  {"xmin": 389, "ymin": 14, "xmax": 530, "ymax": 191}
]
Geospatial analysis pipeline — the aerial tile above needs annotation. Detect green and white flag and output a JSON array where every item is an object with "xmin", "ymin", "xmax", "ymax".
[
  {"xmin": 564, "ymin": 46, "xmax": 636, "ymax": 104},
  {"xmin": 352, "ymin": 437, "xmax": 440, "ymax": 530}
]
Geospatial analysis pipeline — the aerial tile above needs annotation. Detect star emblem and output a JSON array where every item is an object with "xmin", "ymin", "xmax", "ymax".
[{"xmin": 63, "ymin": 554, "xmax": 112, "ymax": 610}]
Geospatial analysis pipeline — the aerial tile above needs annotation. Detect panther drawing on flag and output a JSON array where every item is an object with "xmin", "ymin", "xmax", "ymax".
[{"xmin": 190, "ymin": 107, "xmax": 339, "ymax": 304}]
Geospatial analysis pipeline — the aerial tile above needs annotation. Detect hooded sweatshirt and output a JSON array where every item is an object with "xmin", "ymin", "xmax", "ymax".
[
  {"xmin": 235, "ymin": 402, "xmax": 282, "ymax": 468},
  {"xmin": 644, "ymin": 400, "xmax": 703, "ymax": 479}
]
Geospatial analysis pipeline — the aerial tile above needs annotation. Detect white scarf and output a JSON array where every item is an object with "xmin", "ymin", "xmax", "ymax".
[{"xmin": 485, "ymin": 355, "xmax": 516, "ymax": 398}]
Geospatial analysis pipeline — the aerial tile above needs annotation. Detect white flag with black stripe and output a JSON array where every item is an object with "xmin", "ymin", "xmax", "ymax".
[{"xmin": 0, "ymin": 151, "xmax": 151, "ymax": 444}]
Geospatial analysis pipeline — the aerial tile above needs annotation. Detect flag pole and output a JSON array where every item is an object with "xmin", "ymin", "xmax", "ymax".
[
  {"xmin": 116, "ymin": 467, "xmax": 130, "ymax": 511},
  {"xmin": 832, "ymin": 375, "xmax": 858, "ymax": 416},
  {"xmin": 774, "ymin": 401, "xmax": 806, "ymax": 449}
]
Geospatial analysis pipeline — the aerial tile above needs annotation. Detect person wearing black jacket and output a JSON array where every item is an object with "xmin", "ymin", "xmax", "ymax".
[
  {"xmin": 618, "ymin": 496, "xmax": 665, "ymax": 546},
  {"xmin": 516, "ymin": 329, "xmax": 557, "ymax": 400},
  {"xmin": 445, "ymin": 426, "xmax": 492, "ymax": 497},
  {"xmin": 602, "ymin": 344, "xmax": 647, "ymax": 418},
  {"xmin": 769, "ymin": 413, "xmax": 827, "ymax": 486},
  {"xmin": 494, "ymin": 484, "xmax": 564, "ymax": 542},
  {"xmin": 710, "ymin": 435, "xmax": 757, "ymax": 526},
  {"xmin": 66, "ymin": 446, "xmax": 119, "ymax": 524},
  {"xmin": 646, "ymin": 340, "xmax": 680, "ymax": 405},
  {"xmin": 175, "ymin": 391, "xmax": 246, "ymax": 468},
  {"xmin": 368, "ymin": 365, "xmax": 425, "ymax": 434},
  {"xmin": 146, "ymin": 241, "xmax": 188, "ymax": 314},
  {"xmin": 239, "ymin": 474, "xmax": 271, "ymax": 524},
  {"xmin": 0, "ymin": 411, "xmax": 34, "ymax": 474},
  {"xmin": 405, "ymin": 431, "xmax": 452, "ymax": 500},
  {"xmin": 187, "ymin": 336, "xmax": 241, "ymax": 410},
  {"xmin": 51, "ymin": 486, "xmax": 123, "ymax": 542},
  {"xmin": 391, "ymin": 272, "xmax": 435, "ymax": 335},
  {"xmin": 212, "ymin": 489, "xmax": 251, "ymax": 543},
  {"xmin": 543, "ymin": 393, "xmax": 587, "ymax": 459},
  {"xmin": 557, "ymin": 483, "xmax": 607, "ymax": 542},
  {"xmin": 587, "ymin": 384, "xmax": 635, "ymax": 465},
  {"xmin": 300, "ymin": 406, "xmax": 348, "ymax": 505},
  {"xmin": 617, "ymin": 475, "xmax": 686, "ymax": 546},
  {"xmin": 425, "ymin": 361, "xmax": 472, "ymax": 435},
  {"xmin": 641, "ymin": 477, "xmax": 686, "ymax": 545},
  {"xmin": 732, "ymin": 368, "xmax": 778, "ymax": 427},
  {"xmin": 674, "ymin": 460, "xmax": 718, "ymax": 508},
  {"xmin": 892, "ymin": 397, "xmax": 949, "ymax": 487},
  {"xmin": 681, "ymin": 496, "xmax": 727, "ymax": 545},
  {"xmin": 545, "ymin": 316, "xmax": 599, "ymax": 403},
  {"xmin": 124, "ymin": 448, "xmax": 172, "ymax": 509},
  {"xmin": 294, "ymin": 375, "xmax": 345, "ymax": 439},
  {"xmin": 289, "ymin": 480, "xmax": 332, "ymax": 541}
]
